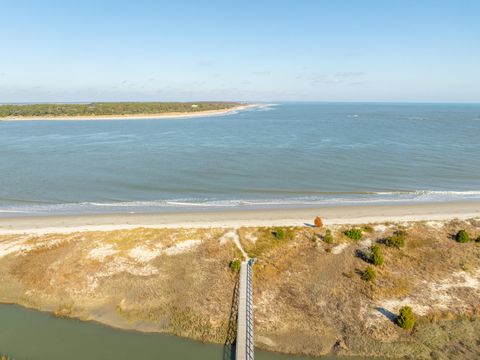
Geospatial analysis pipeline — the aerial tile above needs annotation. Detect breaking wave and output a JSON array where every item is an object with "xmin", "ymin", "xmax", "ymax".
[{"xmin": 1, "ymin": 190, "xmax": 480, "ymax": 216}]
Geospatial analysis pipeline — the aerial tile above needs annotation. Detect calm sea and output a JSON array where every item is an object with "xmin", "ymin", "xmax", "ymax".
[{"xmin": 1, "ymin": 103, "xmax": 479, "ymax": 216}]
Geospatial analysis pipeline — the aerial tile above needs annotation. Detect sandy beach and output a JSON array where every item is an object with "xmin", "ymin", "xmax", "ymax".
[
  {"xmin": 1, "ymin": 201, "xmax": 479, "ymax": 235},
  {"xmin": 0, "ymin": 103, "xmax": 261, "ymax": 121}
]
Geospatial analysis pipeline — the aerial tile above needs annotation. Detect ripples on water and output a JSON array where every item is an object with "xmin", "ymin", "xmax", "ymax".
[{"xmin": 1, "ymin": 103, "xmax": 479, "ymax": 215}]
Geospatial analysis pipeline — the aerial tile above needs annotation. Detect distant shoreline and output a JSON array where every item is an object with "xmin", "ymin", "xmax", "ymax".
[
  {"xmin": 0, "ymin": 200, "xmax": 478, "ymax": 235},
  {"xmin": 0, "ymin": 103, "xmax": 261, "ymax": 121}
]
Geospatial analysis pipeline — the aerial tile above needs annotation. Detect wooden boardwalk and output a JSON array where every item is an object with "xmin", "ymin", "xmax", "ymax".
[{"xmin": 236, "ymin": 259, "xmax": 255, "ymax": 360}]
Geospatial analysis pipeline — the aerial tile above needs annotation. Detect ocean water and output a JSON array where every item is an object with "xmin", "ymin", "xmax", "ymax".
[{"xmin": 1, "ymin": 102, "xmax": 479, "ymax": 216}]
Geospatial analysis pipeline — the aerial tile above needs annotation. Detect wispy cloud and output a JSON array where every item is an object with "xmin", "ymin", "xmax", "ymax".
[
  {"xmin": 197, "ymin": 60, "xmax": 214, "ymax": 67},
  {"xmin": 303, "ymin": 72, "xmax": 366, "ymax": 86},
  {"xmin": 335, "ymin": 72, "xmax": 365, "ymax": 78},
  {"xmin": 252, "ymin": 70, "xmax": 271, "ymax": 76}
]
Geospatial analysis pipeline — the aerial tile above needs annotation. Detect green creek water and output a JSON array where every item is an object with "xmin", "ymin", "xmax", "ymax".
[{"xmin": 0, "ymin": 304, "xmax": 348, "ymax": 360}]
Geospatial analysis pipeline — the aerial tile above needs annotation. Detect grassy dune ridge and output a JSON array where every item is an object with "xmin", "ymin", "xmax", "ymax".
[{"xmin": 0, "ymin": 219, "xmax": 479, "ymax": 358}]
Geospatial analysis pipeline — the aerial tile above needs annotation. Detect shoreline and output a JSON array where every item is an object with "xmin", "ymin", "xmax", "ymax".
[
  {"xmin": 0, "ymin": 103, "xmax": 262, "ymax": 121},
  {"xmin": 1, "ymin": 200, "xmax": 479, "ymax": 235}
]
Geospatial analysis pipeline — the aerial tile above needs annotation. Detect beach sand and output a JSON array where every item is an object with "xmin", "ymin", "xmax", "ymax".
[
  {"xmin": 0, "ymin": 103, "xmax": 261, "ymax": 121},
  {"xmin": 1, "ymin": 201, "xmax": 479, "ymax": 235}
]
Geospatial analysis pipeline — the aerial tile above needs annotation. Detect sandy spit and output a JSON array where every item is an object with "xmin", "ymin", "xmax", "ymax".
[{"xmin": 0, "ymin": 103, "xmax": 263, "ymax": 121}]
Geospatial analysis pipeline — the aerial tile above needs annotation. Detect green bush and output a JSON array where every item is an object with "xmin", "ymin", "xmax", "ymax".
[
  {"xmin": 396, "ymin": 306, "xmax": 415, "ymax": 330},
  {"xmin": 273, "ymin": 228, "xmax": 286, "ymax": 240},
  {"xmin": 361, "ymin": 266, "xmax": 376, "ymax": 281},
  {"xmin": 344, "ymin": 228, "xmax": 363, "ymax": 240},
  {"xmin": 229, "ymin": 259, "xmax": 241, "ymax": 272},
  {"xmin": 323, "ymin": 229, "xmax": 334, "ymax": 244},
  {"xmin": 370, "ymin": 245, "xmax": 384, "ymax": 266},
  {"xmin": 455, "ymin": 230, "xmax": 470, "ymax": 243},
  {"xmin": 385, "ymin": 231, "xmax": 406, "ymax": 248}
]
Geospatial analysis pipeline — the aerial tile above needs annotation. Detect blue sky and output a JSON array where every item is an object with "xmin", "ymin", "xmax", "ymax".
[{"xmin": 1, "ymin": 0, "xmax": 479, "ymax": 102}]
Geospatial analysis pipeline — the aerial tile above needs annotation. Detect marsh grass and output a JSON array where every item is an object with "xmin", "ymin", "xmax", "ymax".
[
  {"xmin": 243, "ymin": 227, "xmax": 299, "ymax": 259},
  {"xmin": 0, "ymin": 219, "xmax": 479, "ymax": 358}
]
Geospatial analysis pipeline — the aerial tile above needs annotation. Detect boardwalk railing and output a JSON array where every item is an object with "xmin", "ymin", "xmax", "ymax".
[
  {"xmin": 236, "ymin": 258, "xmax": 255, "ymax": 360},
  {"xmin": 245, "ymin": 259, "xmax": 255, "ymax": 360}
]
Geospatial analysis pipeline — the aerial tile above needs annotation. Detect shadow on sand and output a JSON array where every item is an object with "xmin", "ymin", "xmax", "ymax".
[{"xmin": 376, "ymin": 307, "xmax": 397, "ymax": 322}]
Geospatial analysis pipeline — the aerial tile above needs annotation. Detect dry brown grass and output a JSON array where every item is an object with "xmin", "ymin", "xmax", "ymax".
[{"xmin": 0, "ymin": 219, "xmax": 479, "ymax": 358}]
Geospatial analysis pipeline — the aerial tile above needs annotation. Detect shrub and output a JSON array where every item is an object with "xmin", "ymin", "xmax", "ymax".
[
  {"xmin": 370, "ymin": 245, "xmax": 384, "ymax": 266},
  {"xmin": 476, "ymin": 235, "xmax": 480, "ymax": 243},
  {"xmin": 344, "ymin": 228, "xmax": 363, "ymax": 240},
  {"xmin": 361, "ymin": 266, "xmax": 376, "ymax": 281},
  {"xmin": 273, "ymin": 228, "xmax": 286, "ymax": 240},
  {"xmin": 314, "ymin": 216, "xmax": 323, "ymax": 228},
  {"xmin": 455, "ymin": 230, "xmax": 470, "ymax": 243},
  {"xmin": 396, "ymin": 306, "xmax": 415, "ymax": 330},
  {"xmin": 323, "ymin": 229, "xmax": 333, "ymax": 244},
  {"xmin": 385, "ymin": 231, "xmax": 406, "ymax": 248},
  {"xmin": 229, "ymin": 259, "xmax": 241, "ymax": 272}
]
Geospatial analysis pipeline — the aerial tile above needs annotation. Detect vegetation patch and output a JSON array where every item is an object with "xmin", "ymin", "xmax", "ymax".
[
  {"xmin": 455, "ymin": 230, "xmax": 470, "ymax": 243},
  {"xmin": 361, "ymin": 266, "xmax": 376, "ymax": 281},
  {"xmin": 369, "ymin": 244, "xmax": 384, "ymax": 266},
  {"xmin": 273, "ymin": 228, "xmax": 287, "ymax": 240},
  {"xmin": 323, "ymin": 229, "xmax": 334, "ymax": 244},
  {"xmin": 344, "ymin": 228, "xmax": 363, "ymax": 240},
  {"xmin": 384, "ymin": 230, "xmax": 407, "ymax": 248},
  {"xmin": 242, "ymin": 227, "xmax": 297, "ymax": 259},
  {"xmin": 396, "ymin": 306, "xmax": 415, "ymax": 330},
  {"xmin": 229, "ymin": 259, "xmax": 241, "ymax": 272}
]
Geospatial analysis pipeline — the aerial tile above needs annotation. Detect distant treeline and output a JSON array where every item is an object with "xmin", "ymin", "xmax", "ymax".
[{"xmin": 0, "ymin": 102, "xmax": 241, "ymax": 117}]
